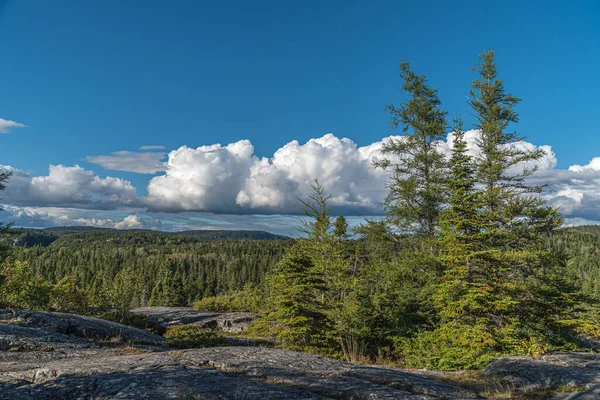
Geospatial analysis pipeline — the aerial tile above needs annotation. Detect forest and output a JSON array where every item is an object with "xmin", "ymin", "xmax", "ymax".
[{"xmin": 2, "ymin": 50, "xmax": 600, "ymax": 371}]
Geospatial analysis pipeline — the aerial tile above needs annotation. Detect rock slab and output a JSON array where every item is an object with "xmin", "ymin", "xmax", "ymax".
[
  {"xmin": 0, "ymin": 309, "xmax": 165, "ymax": 345},
  {"xmin": 1, "ymin": 346, "xmax": 479, "ymax": 399},
  {"xmin": 129, "ymin": 306, "xmax": 253, "ymax": 333},
  {"xmin": 0, "ymin": 309, "xmax": 480, "ymax": 399},
  {"xmin": 484, "ymin": 352, "xmax": 600, "ymax": 399}
]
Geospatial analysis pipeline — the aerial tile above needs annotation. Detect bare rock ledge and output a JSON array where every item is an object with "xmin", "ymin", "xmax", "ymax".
[{"xmin": 0, "ymin": 309, "xmax": 479, "ymax": 399}]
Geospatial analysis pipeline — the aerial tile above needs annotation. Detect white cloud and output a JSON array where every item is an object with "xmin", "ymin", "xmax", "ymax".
[
  {"xmin": 1, "ymin": 165, "xmax": 139, "ymax": 209},
  {"xmin": 140, "ymin": 145, "xmax": 165, "ymax": 151},
  {"xmin": 85, "ymin": 151, "xmax": 166, "ymax": 174},
  {"xmin": 0, "ymin": 118, "xmax": 26, "ymax": 134},
  {"xmin": 3, "ymin": 131, "xmax": 600, "ymax": 229},
  {"xmin": 2, "ymin": 206, "xmax": 165, "ymax": 231},
  {"xmin": 145, "ymin": 134, "xmax": 395, "ymax": 214},
  {"xmin": 144, "ymin": 131, "xmax": 556, "ymax": 215},
  {"xmin": 539, "ymin": 157, "xmax": 600, "ymax": 221},
  {"xmin": 114, "ymin": 214, "xmax": 144, "ymax": 229},
  {"xmin": 145, "ymin": 140, "xmax": 257, "ymax": 213}
]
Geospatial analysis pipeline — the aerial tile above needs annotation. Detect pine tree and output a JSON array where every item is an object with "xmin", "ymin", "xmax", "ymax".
[{"xmin": 375, "ymin": 61, "xmax": 448, "ymax": 236}]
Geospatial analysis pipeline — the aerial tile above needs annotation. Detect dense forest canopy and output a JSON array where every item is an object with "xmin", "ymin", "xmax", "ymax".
[{"xmin": 7, "ymin": 231, "xmax": 292, "ymax": 306}]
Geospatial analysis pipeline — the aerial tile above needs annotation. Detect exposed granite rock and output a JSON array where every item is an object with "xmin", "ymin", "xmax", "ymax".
[
  {"xmin": 0, "ymin": 323, "xmax": 95, "ymax": 351},
  {"xmin": 0, "ymin": 309, "xmax": 165, "ymax": 345},
  {"xmin": 0, "ymin": 347, "xmax": 478, "ymax": 399},
  {"xmin": 0, "ymin": 309, "xmax": 480, "ymax": 399},
  {"xmin": 483, "ymin": 352, "xmax": 600, "ymax": 398},
  {"xmin": 129, "ymin": 306, "xmax": 253, "ymax": 333}
]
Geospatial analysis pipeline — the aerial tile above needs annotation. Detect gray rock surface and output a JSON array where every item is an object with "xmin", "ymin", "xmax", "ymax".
[
  {"xmin": 130, "ymin": 306, "xmax": 253, "ymax": 333},
  {"xmin": 0, "ymin": 346, "xmax": 478, "ymax": 399},
  {"xmin": 0, "ymin": 309, "xmax": 165, "ymax": 345},
  {"xmin": 0, "ymin": 323, "xmax": 95, "ymax": 351},
  {"xmin": 0, "ymin": 309, "xmax": 483, "ymax": 399},
  {"xmin": 484, "ymin": 352, "xmax": 600, "ymax": 398}
]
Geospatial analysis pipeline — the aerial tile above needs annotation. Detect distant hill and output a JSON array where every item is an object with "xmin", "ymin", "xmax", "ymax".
[{"xmin": 4, "ymin": 226, "xmax": 291, "ymax": 247}]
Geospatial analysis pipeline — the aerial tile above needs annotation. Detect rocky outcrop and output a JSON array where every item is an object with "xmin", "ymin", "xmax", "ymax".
[
  {"xmin": 0, "ymin": 309, "xmax": 165, "ymax": 345},
  {"xmin": 0, "ymin": 346, "xmax": 479, "ymax": 399},
  {"xmin": 0, "ymin": 309, "xmax": 479, "ymax": 399},
  {"xmin": 0, "ymin": 324, "xmax": 94, "ymax": 351},
  {"xmin": 129, "ymin": 306, "xmax": 253, "ymax": 333},
  {"xmin": 483, "ymin": 352, "xmax": 600, "ymax": 398}
]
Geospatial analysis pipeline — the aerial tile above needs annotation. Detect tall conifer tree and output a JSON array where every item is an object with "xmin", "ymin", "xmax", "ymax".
[
  {"xmin": 375, "ymin": 61, "xmax": 448, "ymax": 236},
  {"xmin": 0, "ymin": 168, "xmax": 12, "ymax": 259}
]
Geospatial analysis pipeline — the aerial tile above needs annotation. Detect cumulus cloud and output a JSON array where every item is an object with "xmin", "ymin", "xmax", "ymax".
[
  {"xmin": 144, "ymin": 131, "xmax": 557, "ymax": 215},
  {"xmin": 85, "ymin": 150, "xmax": 166, "ymax": 174},
  {"xmin": 144, "ymin": 135, "xmax": 395, "ymax": 214},
  {"xmin": 1, "ymin": 165, "xmax": 139, "ymax": 209},
  {"xmin": 3, "ymin": 131, "xmax": 600, "ymax": 230},
  {"xmin": 0, "ymin": 118, "xmax": 26, "ymax": 134},
  {"xmin": 539, "ymin": 158, "xmax": 600, "ymax": 221},
  {"xmin": 114, "ymin": 214, "xmax": 144, "ymax": 229},
  {"xmin": 2, "ymin": 206, "xmax": 164, "ymax": 231}
]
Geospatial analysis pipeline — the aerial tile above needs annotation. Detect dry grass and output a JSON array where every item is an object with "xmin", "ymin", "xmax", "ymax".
[{"xmin": 415, "ymin": 369, "xmax": 586, "ymax": 399}]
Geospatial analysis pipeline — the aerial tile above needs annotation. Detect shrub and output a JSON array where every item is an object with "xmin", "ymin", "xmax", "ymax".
[
  {"xmin": 164, "ymin": 325, "xmax": 226, "ymax": 348},
  {"xmin": 395, "ymin": 322, "xmax": 504, "ymax": 370},
  {"xmin": 51, "ymin": 276, "xmax": 90, "ymax": 315},
  {"xmin": 0, "ymin": 259, "xmax": 52, "ymax": 310},
  {"xmin": 96, "ymin": 310, "xmax": 157, "ymax": 331},
  {"xmin": 193, "ymin": 283, "xmax": 263, "ymax": 313}
]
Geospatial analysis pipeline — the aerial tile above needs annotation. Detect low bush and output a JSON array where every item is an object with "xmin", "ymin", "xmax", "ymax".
[
  {"xmin": 193, "ymin": 283, "xmax": 263, "ymax": 313},
  {"xmin": 164, "ymin": 325, "xmax": 226, "ymax": 348}
]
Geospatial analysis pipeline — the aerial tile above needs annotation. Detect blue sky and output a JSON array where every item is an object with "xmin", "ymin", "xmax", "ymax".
[{"xmin": 0, "ymin": 0, "xmax": 599, "ymax": 234}]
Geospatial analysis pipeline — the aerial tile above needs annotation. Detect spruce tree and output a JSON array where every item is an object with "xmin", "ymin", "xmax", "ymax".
[
  {"xmin": 467, "ymin": 50, "xmax": 577, "ymax": 346},
  {"xmin": 333, "ymin": 215, "xmax": 349, "ymax": 240},
  {"xmin": 261, "ymin": 245, "xmax": 330, "ymax": 350},
  {"xmin": 418, "ymin": 51, "xmax": 583, "ymax": 369},
  {"xmin": 375, "ymin": 61, "xmax": 448, "ymax": 236},
  {"xmin": 0, "ymin": 168, "xmax": 12, "ymax": 259}
]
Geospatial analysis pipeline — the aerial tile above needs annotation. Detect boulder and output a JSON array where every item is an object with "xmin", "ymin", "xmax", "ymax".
[
  {"xmin": 483, "ymin": 352, "xmax": 600, "ymax": 397},
  {"xmin": 129, "ymin": 306, "xmax": 253, "ymax": 333},
  {"xmin": 0, "ymin": 309, "xmax": 165, "ymax": 345},
  {"xmin": 0, "ymin": 323, "xmax": 94, "ymax": 351}
]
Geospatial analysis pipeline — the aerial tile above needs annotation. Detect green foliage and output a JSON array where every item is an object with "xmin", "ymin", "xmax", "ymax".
[
  {"xmin": 397, "ymin": 322, "xmax": 503, "ymax": 370},
  {"xmin": 376, "ymin": 61, "xmax": 448, "ymax": 236},
  {"xmin": 51, "ymin": 275, "xmax": 90, "ymax": 314},
  {"xmin": 333, "ymin": 215, "xmax": 349, "ymax": 240},
  {"xmin": 164, "ymin": 325, "xmax": 226, "ymax": 348},
  {"xmin": 402, "ymin": 50, "xmax": 585, "ymax": 370},
  {"xmin": 10, "ymin": 233, "xmax": 291, "ymax": 310},
  {"xmin": 193, "ymin": 283, "xmax": 264, "ymax": 312},
  {"xmin": 0, "ymin": 260, "xmax": 52, "ymax": 310},
  {"xmin": 258, "ymin": 245, "xmax": 332, "ymax": 351}
]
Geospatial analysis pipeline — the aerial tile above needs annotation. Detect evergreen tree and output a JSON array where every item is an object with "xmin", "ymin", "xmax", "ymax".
[
  {"xmin": 260, "ymin": 245, "xmax": 330, "ymax": 350},
  {"xmin": 404, "ymin": 52, "xmax": 584, "ymax": 370},
  {"xmin": 0, "ymin": 168, "xmax": 12, "ymax": 259},
  {"xmin": 333, "ymin": 215, "xmax": 349, "ymax": 240},
  {"xmin": 375, "ymin": 61, "xmax": 448, "ymax": 236},
  {"xmin": 467, "ymin": 51, "xmax": 576, "ymax": 346}
]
